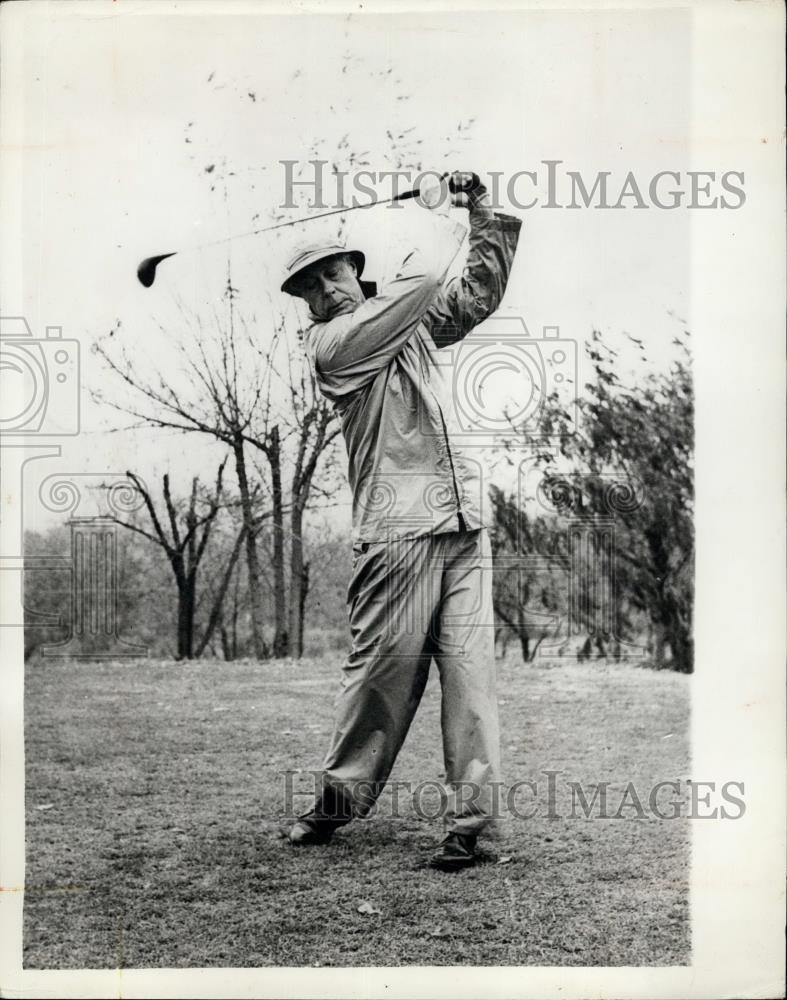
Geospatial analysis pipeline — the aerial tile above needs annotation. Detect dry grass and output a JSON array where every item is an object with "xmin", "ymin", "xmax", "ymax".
[{"xmin": 24, "ymin": 653, "xmax": 690, "ymax": 967}]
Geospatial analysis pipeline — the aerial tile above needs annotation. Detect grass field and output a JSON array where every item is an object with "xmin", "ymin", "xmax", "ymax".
[{"xmin": 23, "ymin": 653, "xmax": 690, "ymax": 968}]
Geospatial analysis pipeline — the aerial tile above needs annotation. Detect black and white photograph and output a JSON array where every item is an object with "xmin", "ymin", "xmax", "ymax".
[{"xmin": 0, "ymin": 1, "xmax": 783, "ymax": 997}]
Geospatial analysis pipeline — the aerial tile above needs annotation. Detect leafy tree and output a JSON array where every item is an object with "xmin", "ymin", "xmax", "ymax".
[{"xmin": 533, "ymin": 329, "xmax": 694, "ymax": 672}]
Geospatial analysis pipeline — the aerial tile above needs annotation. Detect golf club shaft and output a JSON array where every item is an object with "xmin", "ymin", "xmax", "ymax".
[
  {"xmin": 137, "ymin": 193, "xmax": 411, "ymax": 287},
  {"xmin": 201, "ymin": 192, "xmax": 413, "ymax": 250},
  {"xmin": 195, "ymin": 172, "xmax": 478, "ymax": 248},
  {"xmin": 137, "ymin": 173, "xmax": 479, "ymax": 287}
]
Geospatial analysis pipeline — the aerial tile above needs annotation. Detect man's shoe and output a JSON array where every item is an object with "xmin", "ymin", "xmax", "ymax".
[
  {"xmin": 429, "ymin": 832, "xmax": 478, "ymax": 871},
  {"xmin": 287, "ymin": 818, "xmax": 336, "ymax": 846}
]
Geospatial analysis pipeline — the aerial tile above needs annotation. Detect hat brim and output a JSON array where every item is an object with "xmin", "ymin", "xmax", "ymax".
[{"xmin": 282, "ymin": 249, "xmax": 365, "ymax": 296}]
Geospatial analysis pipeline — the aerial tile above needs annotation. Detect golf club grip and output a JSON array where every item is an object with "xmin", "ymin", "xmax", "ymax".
[{"xmin": 392, "ymin": 172, "xmax": 482, "ymax": 201}]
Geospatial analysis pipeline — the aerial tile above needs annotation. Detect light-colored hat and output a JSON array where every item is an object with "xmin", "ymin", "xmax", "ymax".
[{"xmin": 281, "ymin": 240, "xmax": 366, "ymax": 296}]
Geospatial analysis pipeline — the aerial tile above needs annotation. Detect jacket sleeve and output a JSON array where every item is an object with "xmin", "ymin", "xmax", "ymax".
[
  {"xmin": 308, "ymin": 216, "xmax": 467, "ymax": 390},
  {"xmin": 424, "ymin": 212, "xmax": 523, "ymax": 348}
]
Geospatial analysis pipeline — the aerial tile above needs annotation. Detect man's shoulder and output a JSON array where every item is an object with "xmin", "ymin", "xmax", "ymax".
[
  {"xmin": 301, "ymin": 311, "xmax": 357, "ymax": 373},
  {"xmin": 304, "ymin": 303, "xmax": 368, "ymax": 343}
]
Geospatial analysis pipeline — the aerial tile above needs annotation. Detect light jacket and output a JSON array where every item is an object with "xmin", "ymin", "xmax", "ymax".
[{"xmin": 303, "ymin": 209, "xmax": 523, "ymax": 543}]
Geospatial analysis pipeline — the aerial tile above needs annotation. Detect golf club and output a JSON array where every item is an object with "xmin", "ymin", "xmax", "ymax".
[{"xmin": 136, "ymin": 173, "xmax": 480, "ymax": 287}]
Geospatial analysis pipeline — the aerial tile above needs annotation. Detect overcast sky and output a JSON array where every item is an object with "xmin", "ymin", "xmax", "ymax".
[{"xmin": 5, "ymin": 2, "xmax": 694, "ymax": 530}]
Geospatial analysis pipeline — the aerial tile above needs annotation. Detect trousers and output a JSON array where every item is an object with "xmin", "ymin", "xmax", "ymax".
[{"xmin": 313, "ymin": 526, "xmax": 501, "ymax": 837}]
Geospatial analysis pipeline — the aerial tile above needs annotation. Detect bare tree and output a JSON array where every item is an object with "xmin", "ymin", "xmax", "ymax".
[
  {"xmin": 194, "ymin": 520, "xmax": 248, "ymax": 659},
  {"xmin": 95, "ymin": 283, "xmax": 342, "ymax": 660},
  {"xmin": 94, "ymin": 274, "xmax": 279, "ymax": 658},
  {"xmin": 246, "ymin": 348, "xmax": 342, "ymax": 658},
  {"xmin": 114, "ymin": 462, "xmax": 243, "ymax": 659}
]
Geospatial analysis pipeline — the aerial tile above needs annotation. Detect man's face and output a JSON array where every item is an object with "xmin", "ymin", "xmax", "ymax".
[{"xmin": 296, "ymin": 255, "xmax": 364, "ymax": 321}]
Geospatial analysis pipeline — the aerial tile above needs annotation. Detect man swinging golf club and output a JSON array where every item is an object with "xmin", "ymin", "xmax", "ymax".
[{"xmin": 282, "ymin": 169, "xmax": 522, "ymax": 870}]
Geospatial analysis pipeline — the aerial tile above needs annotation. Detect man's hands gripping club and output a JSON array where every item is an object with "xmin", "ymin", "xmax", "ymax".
[{"xmin": 417, "ymin": 171, "xmax": 493, "ymax": 218}]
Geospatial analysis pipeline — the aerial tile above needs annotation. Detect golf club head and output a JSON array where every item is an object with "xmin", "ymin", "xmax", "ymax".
[{"xmin": 137, "ymin": 253, "xmax": 176, "ymax": 288}]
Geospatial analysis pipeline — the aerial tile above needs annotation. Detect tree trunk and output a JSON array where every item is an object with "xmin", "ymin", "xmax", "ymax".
[
  {"xmin": 176, "ymin": 574, "xmax": 196, "ymax": 660},
  {"xmin": 663, "ymin": 592, "xmax": 693, "ymax": 673},
  {"xmin": 231, "ymin": 561, "xmax": 240, "ymax": 659},
  {"xmin": 233, "ymin": 437, "xmax": 267, "ymax": 659},
  {"xmin": 194, "ymin": 525, "xmax": 246, "ymax": 658},
  {"xmin": 269, "ymin": 426, "xmax": 289, "ymax": 658},
  {"xmin": 289, "ymin": 499, "xmax": 305, "ymax": 658},
  {"xmin": 297, "ymin": 559, "xmax": 310, "ymax": 658},
  {"xmin": 220, "ymin": 619, "xmax": 232, "ymax": 661},
  {"xmin": 669, "ymin": 629, "xmax": 693, "ymax": 674},
  {"xmin": 530, "ymin": 630, "xmax": 547, "ymax": 662},
  {"xmin": 653, "ymin": 623, "xmax": 666, "ymax": 667}
]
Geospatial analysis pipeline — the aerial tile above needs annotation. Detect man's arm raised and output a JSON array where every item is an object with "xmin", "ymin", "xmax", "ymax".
[{"xmin": 424, "ymin": 179, "xmax": 522, "ymax": 348}]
